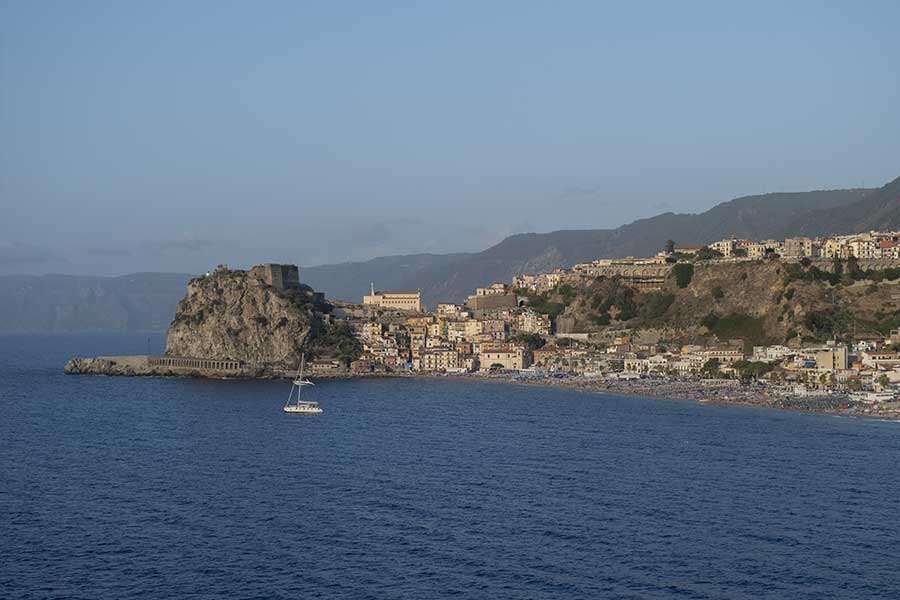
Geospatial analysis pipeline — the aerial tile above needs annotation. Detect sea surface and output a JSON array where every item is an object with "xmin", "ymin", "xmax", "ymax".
[{"xmin": 2, "ymin": 334, "xmax": 899, "ymax": 599}]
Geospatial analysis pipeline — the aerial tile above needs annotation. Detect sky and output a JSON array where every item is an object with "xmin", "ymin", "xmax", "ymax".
[{"xmin": 2, "ymin": 0, "xmax": 899, "ymax": 276}]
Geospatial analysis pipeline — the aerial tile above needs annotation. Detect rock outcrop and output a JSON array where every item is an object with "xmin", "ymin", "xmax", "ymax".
[
  {"xmin": 64, "ymin": 355, "xmax": 153, "ymax": 376},
  {"xmin": 164, "ymin": 266, "xmax": 328, "ymax": 368}
]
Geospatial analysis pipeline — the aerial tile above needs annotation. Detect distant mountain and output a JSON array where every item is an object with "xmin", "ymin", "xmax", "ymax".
[
  {"xmin": 5, "ymin": 175, "xmax": 898, "ymax": 332},
  {"xmin": 0, "ymin": 273, "xmax": 193, "ymax": 333},
  {"xmin": 302, "ymin": 252, "xmax": 471, "ymax": 305},
  {"xmin": 304, "ymin": 184, "xmax": 885, "ymax": 306},
  {"xmin": 786, "ymin": 175, "xmax": 900, "ymax": 235}
]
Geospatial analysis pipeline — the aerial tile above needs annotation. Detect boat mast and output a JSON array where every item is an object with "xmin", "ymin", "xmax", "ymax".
[
  {"xmin": 285, "ymin": 357, "xmax": 303, "ymax": 409},
  {"xmin": 298, "ymin": 353, "xmax": 305, "ymax": 404}
]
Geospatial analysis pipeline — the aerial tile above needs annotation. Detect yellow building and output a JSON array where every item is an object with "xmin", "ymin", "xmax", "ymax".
[
  {"xmin": 710, "ymin": 239, "xmax": 735, "ymax": 257},
  {"xmin": 363, "ymin": 284, "xmax": 422, "ymax": 311},
  {"xmin": 822, "ymin": 238, "xmax": 846, "ymax": 259},
  {"xmin": 816, "ymin": 346, "xmax": 848, "ymax": 372},
  {"xmin": 420, "ymin": 348, "xmax": 461, "ymax": 372},
  {"xmin": 464, "ymin": 319, "xmax": 483, "ymax": 338},
  {"xmin": 358, "ymin": 321, "xmax": 383, "ymax": 339},
  {"xmin": 479, "ymin": 346, "xmax": 528, "ymax": 371}
]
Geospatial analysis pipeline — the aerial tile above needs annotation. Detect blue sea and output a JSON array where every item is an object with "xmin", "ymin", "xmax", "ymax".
[{"xmin": 2, "ymin": 334, "xmax": 899, "ymax": 599}]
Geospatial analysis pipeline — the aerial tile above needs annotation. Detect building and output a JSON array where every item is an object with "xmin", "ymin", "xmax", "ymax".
[
  {"xmin": 848, "ymin": 238, "xmax": 878, "ymax": 259},
  {"xmin": 753, "ymin": 345, "xmax": 793, "ymax": 363},
  {"xmin": 479, "ymin": 346, "xmax": 528, "ymax": 371},
  {"xmin": 747, "ymin": 241, "xmax": 782, "ymax": 259},
  {"xmin": 420, "ymin": 348, "xmax": 462, "ymax": 372},
  {"xmin": 815, "ymin": 345, "xmax": 848, "ymax": 372},
  {"xmin": 569, "ymin": 259, "xmax": 670, "ymax": 291},
  {"xmin": 436, "ymin": 303, "xmax": 465, "ymax": 316},
  {"xmin": 673, "ymin": 245, "xmax": 702, "ymax": 255},
  {"xmin": 359, "ymin": 321, "xmax": 383, "ymax": 339},
  {"xmin": 783, "ymin": 237, "xmax": 814, "ymax": 258},
  {"xmin": 516, "ymin": 310, "xmax": 552, "ymax": 335},
  {"xmin": 822, "ymin": 238, "xmax": 847, "ymax": 259},
  {"xmin": 249, "ymin": 263, "xmax": 301, "ymax": 291},
  {"xmin": 698, "ymin": 349, "xmax": 744, "ymax": 364},
  {"xmin": 879, "ymin": 240, "xmax": 899, "ymax": 259},
  {"xmin": 465, "ymin": 289, "xmax": 518, "ymax": 312},
  {"xmin": 363, "ymin": 284, "xmax": 422, "ymax": 311},
  {"xmin": 475, "ymin": 283, "xmax": 511, "ymax": 296},
  {"xmin": 710, "ymin": 239, "xmax": 736, "ymax": 257}
]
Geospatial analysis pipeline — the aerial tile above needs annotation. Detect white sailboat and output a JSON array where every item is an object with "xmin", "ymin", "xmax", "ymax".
[{"xmin": 283, "ymin": 354, "xmax": 322, "ymax": 414}]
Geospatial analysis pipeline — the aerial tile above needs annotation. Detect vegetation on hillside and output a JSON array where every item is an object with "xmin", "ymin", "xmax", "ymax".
[
  {"xmin": 513, "ymin": 332, "xmax": 546, "ymax": 351},
  {"xmin": 308, "ymin": 320, "xmax": 362, "ymax": 365},
  {"xmin": 673, "ymin": 264, "xmax": 694, "ymax": 288},
  {"xmin": 700, "ymin": 312, "xmax": 769, "ymax": 350}
]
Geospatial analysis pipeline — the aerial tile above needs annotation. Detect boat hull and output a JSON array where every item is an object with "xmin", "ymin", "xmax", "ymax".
[{"xmin": 283, "ymin": 405, "xmax": 323, "ymax": 414}]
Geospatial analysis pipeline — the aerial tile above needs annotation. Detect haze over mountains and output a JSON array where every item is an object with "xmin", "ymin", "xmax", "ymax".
[{"xmin": 2, "ymin": 175, "xmax": 898, "ymax": 332}]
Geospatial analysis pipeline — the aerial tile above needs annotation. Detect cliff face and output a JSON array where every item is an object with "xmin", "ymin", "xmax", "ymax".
[{"xmin": 165, "ymin": 268, "xmax": 325, "ymax": 366}]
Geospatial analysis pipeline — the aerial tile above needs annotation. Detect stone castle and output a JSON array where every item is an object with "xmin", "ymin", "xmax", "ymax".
[{"xmin": 249, "ymin": 263, "xmax": 301, "ymax": 291}]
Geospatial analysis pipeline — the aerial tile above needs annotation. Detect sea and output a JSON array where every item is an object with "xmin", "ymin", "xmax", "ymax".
[{"xmin": 2, "ymin": 334, "xmax": 899, "ymax": 599}]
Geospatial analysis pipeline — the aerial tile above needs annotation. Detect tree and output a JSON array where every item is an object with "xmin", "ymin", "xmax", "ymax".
[
  {"xmin": 489, "ymin": 363, "xmax": 505, "ymax": 371},
  {"xmin": 877, "ymin": 374, "xmax": 890, "ymax": 389},
  {"xmin": 711, "ymin": 286, "xmax": 724, "ymax": 300},
  {"xmin": 832, "ymin": 258, "xmax": 844, "ymax": 279},
  {"xmin": 664, "ymin": 239, "xmax": 676, "ymax": 254},
  {"xmin": 673, "ymin": 263, "xmax": 694, "ymax": 288},
  {"xmin": 695, "ymin": 247, "xmax": 724, "ymax": 261},
  {"xmin": 846, "ymin": 377, "xmax": 862, "ymax": 391},
  {"xmin": 702, "ymin": 358, "xmax": 721, "ymax": 376},
  {"xmin": 513, "ymin": 332, "xmax": 545, "ymax": 351},
  {"xmin": 732, "ymin": 360, "xmax": 773, "ymax": 380}
]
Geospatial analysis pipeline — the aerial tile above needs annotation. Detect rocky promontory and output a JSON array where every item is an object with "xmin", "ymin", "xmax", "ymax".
[
  {"xmin": 164, "ymin": 265, "xmax": 327, "ymax": 367},
  {"xmin": 65, "ymin": 264, "xmax": 359, "ymax": 377}
]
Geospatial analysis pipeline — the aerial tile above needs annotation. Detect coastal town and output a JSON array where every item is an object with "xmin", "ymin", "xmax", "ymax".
[
  {"xmin": 319, "ymin": 230, "xmax": 900, "ymax": 418},
  {"xmin": 65, "ymin": 229, "xmax": 900, "ymax": 419}
]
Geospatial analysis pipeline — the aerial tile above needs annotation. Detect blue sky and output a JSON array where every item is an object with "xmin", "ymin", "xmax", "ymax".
[{"xmin": 2, "ymin": 1, "xmax": 899, "ymax": 275}]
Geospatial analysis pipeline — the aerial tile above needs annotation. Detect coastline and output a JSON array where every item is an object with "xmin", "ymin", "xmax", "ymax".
[{"xmin": 64, "ymin": 355, "xmax": 899, "ymax": 420}]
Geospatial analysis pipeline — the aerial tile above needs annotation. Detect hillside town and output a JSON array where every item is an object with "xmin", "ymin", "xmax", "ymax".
[{"xmin": 324, "ymin": 230, "xmax": 900, "ymax": 417}]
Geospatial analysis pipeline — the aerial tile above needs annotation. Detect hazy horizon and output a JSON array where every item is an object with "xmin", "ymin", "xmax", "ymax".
[{"xmin": 3, "ymin": 1, "xmax": 899, "ymax": 277}]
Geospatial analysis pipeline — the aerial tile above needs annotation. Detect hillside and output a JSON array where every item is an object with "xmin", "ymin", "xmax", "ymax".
[{"xmin": 539, "ymin": 259, "xmax": 900, "ymax": 348}]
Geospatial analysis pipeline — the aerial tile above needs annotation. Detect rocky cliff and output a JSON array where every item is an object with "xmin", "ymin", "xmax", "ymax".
[
  {"xmin": 164, "ymin": 267, "xmax": 328, "ymax": 367},
  {"xmin": 540, "ymin": 259, "xmax": 900, "ymax": 347}
]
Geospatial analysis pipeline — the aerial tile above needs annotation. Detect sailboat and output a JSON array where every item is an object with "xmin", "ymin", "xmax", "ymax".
[{"xmin": 283, "ymin": 354, "xmax": 322, "ymax": 414}]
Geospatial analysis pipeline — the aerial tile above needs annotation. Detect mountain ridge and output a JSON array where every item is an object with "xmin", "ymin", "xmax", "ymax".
[
  {"xmin": 3, "ymin": 176, "xmax": 899, "ymax": 332},
  {"xmin": 303, "ymin": 184, "xmax": 881, "ymax": 304}
]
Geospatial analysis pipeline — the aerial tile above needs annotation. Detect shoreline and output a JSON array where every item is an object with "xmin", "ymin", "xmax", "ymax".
[{"xmin": 64, "ymin": 355, "xmax": 899, "ymax": 420}]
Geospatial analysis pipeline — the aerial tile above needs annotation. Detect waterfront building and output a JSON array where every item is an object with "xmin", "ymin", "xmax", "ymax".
[
  {"xmin": 479, "ymin": 346, "xmax": 528, "ymax": 371},
  {"xmin": 698, "ymin": 348, "xmax": 745, "ymax": 364},
  {"xmin": 420, "ymin": 347, "xmax": 461, "ymax": 372},
  {"xmin": 815, "ymin": 345, "xmax": 848, "ymax": 372}
]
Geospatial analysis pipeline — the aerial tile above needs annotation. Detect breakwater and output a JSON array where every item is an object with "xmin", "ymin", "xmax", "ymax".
[{"xmin": 65, "ymin": 355, "xmax": 258, "ymax": 378}]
